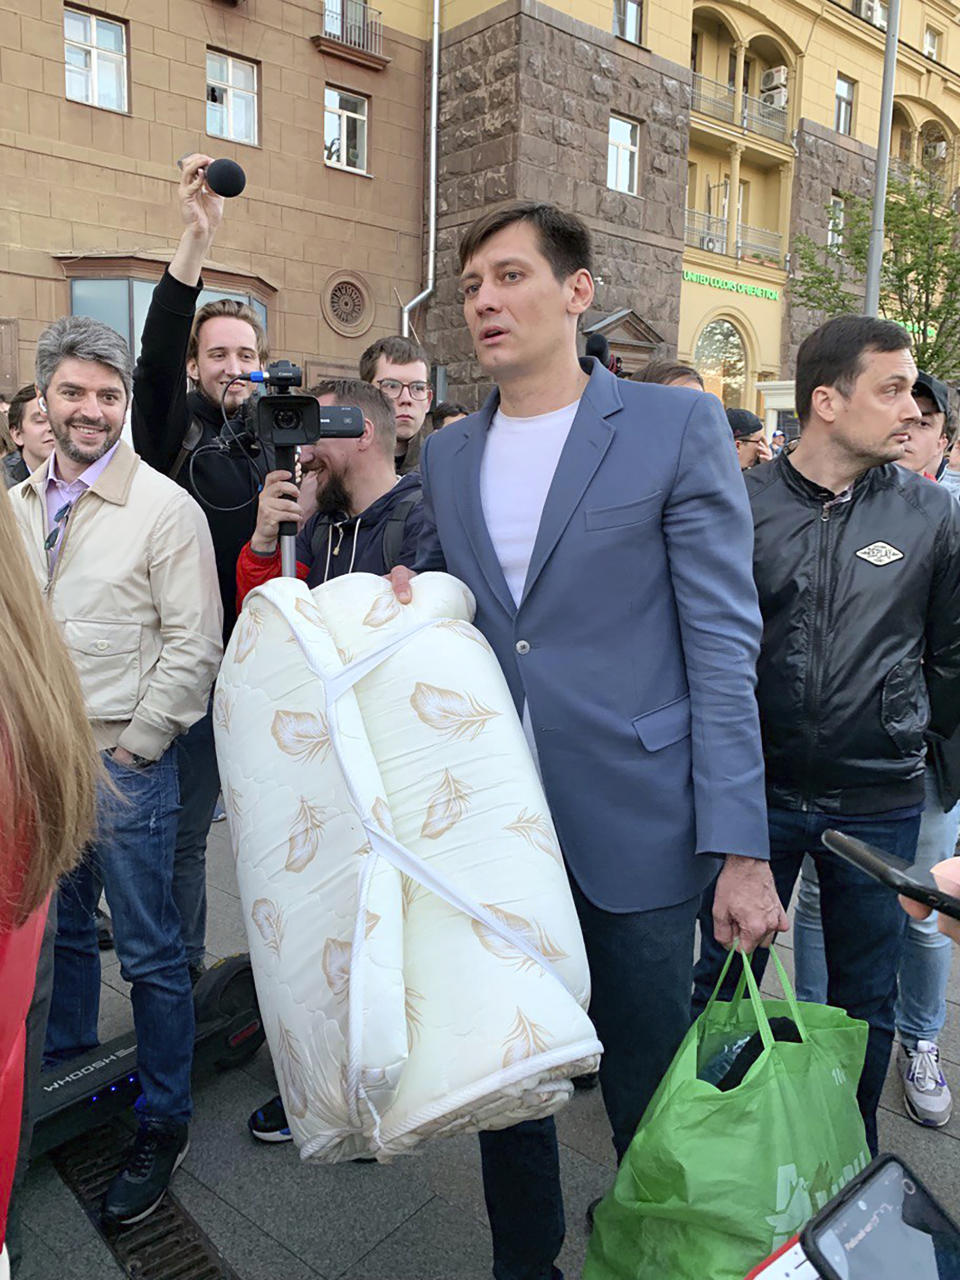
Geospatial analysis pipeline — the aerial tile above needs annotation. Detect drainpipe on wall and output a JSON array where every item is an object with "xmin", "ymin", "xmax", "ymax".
[{"xmin": 400, "ymin": 0, "xmax": 440, "ymax": 337}]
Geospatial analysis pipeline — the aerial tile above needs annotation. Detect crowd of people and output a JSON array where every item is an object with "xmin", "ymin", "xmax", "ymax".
[{"xmin": 2, "ymin": 155, "xmax": 960, "ymax": 1280}]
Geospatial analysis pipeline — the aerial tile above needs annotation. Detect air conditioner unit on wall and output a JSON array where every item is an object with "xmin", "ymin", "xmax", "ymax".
[
  {"xmin": 761, "ymin": 66, "xmax": 788, "ymax": 91},
  {"xmin": 700, "ymin": 234, "xmax": 722, "ymax": 253},
  {"xmin": 761, "ymin": 88, "xmax": 789, "ymax": 109},
  {"xmin": 924, "ymin": 139, "xmax": 949, "ymax": 160}
]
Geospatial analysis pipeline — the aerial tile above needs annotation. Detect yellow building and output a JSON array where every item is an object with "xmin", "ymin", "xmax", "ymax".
[{"xmin": 1, "ymin": 0, "xmax": 959, "ymax": 409}]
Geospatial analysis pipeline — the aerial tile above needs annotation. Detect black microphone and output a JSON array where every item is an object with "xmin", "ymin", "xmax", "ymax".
[
  {"xmin": 205, "ymin": 158, "xmax": 246, "ymax": 197},
  {"xmin": 585, "ymin": 333, "xmax": 614, "ymax": 372}
]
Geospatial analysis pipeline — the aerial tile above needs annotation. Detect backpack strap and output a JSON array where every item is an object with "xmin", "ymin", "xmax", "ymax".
[{"xmin": 381, "ymin": 489, "xmax": 422, "ymax": 570}]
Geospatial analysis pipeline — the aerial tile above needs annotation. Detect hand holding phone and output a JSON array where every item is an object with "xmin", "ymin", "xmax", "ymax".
[
  {"xmin": 821, "ymin": 832, "xmax": 960, "ymax": 923},
  {"xmin": 900, "ymin": 856, "xmax": 960, "ymax": 944},
  {"xmin": 800, "ymin": 1155, "xmax": 960, "ymax": 1280}
]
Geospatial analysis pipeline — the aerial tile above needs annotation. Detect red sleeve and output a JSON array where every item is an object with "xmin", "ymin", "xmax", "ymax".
[{"xmin": 236, "ymin": 541, "xmax": 309, "ymax": 615}]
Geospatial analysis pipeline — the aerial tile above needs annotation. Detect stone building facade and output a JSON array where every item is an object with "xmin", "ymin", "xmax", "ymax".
[
  {"xmin": 782, "ymin": 120, "xmax": 877, "ymax": 376},
  {"xmin": 423, "ymin": 0, "xmax": 690, "ymax": 404}
]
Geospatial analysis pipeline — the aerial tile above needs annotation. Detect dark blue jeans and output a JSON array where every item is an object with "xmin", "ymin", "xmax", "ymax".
[
  {"xmin": 45, "ymin": 748, "xmax": 194, "ymax": 1126},
  {"xmin": 480, "ymin": 879, "xmax": 700, "ymax": 1280},
  {"xmin": 693, "ymin": 806, "xmax": 921, "ymax": 1156},
  {"xmin": 174, "ymin": 700, "xmax": 221, "ymax": 969}
]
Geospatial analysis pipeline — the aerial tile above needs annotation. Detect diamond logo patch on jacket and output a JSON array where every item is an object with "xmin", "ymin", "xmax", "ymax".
[{"xmin": 855, "ymin": 541, "xmax": 904, "ymax": 566}]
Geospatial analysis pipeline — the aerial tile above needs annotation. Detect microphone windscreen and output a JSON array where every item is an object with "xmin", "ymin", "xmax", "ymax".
[
  {"xmin": 205, "ymin": 158, "xmax": 246, "ymax": 198},
  {"xmin": 585, "ymin": 333, "xmax": 611, "ymax": 365}
]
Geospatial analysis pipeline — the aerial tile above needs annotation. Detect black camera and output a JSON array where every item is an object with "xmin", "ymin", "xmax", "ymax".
[{"xmin": 251, "ymin": 360, "xmax": 364, "ymax": 446}]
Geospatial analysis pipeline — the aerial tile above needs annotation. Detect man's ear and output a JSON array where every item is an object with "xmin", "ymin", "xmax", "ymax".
[
  {"xmin": 810, "ymin": 385, "xmax": 838, "ymax": 424},
  {"xmin": 186, "ymin": 358, "xmax": 199, "ymax": 384},
  {"xmin": 357, "ymin": 414, "xmax": 376, "ymax": 450}
]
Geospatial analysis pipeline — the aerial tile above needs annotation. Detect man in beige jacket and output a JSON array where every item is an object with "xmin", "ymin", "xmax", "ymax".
[{"xmin": 11, "ymin": 315, "xmax": 222, "ymax": 1227}]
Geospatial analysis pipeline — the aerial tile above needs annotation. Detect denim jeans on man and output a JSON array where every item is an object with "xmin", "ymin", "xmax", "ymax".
[
  {"xmin": 693, "ymin": 807, "xmax": 921, "ymax": 1155},
  {"xmin": 174, "ymin": 699, "xmax": 221, "ymax": 970},
  {"xmin": 793, "ymin": 767, "xmax": 958, "ymax": 1049},
  {"xmin": 44, "ymin": 748, "xmax": 194, "ymax": 1125},
  {"xmin": 481, "ymin": 878, "xmax": 701, "ymax": 1280}
]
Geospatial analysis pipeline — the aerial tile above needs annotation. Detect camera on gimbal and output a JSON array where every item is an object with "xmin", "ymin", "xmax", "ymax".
[{"xmin": 251, "ymin": 360, "xmax": 364, "ymax": 446}]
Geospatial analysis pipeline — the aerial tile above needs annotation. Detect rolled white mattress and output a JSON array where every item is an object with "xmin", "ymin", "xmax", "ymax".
[{"xmin": 214, "ymin": 573, "xmax": 602, "ymax": 1161}]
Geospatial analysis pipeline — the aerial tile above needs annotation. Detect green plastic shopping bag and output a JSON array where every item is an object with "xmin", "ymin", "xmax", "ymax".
[{"xmin": 584, "ymin": 947, "xmax": 870, "ymax": 1280}]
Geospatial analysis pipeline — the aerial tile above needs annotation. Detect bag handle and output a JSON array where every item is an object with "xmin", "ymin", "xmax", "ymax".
[{"xmin": 702, "ymin": 944, "xmax": 809, "ymax": 1050}]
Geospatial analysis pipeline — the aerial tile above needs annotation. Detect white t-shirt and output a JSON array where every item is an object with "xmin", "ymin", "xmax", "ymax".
[
  {"xmin": 479, "ymin": 399, "xmax": 580, "ymax": 763},
  {"xmin": 479, "ymin": 400, "xmax": 580, "ymax": 606}
]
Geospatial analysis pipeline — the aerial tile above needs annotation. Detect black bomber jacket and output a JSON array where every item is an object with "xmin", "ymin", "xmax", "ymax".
[{"xmin": 746, "ymin": 451, "xmax": 960, "ymax": 815}]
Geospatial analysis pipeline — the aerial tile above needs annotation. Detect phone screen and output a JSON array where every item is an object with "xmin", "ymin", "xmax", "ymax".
[{"xmin": 810, "ymin": 1160, "xmax": 960, "ymax": 1280}]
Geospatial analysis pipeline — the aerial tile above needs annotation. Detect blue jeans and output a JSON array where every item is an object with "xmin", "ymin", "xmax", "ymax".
[
  {"xmin": 45, "ymin": 748, "xmax": 194, "ymax": 1126},
  {"xmin": 480, "ymin": 879, "xmax": 700, "ymax": 1280},
  {"xmin": 693, "ymin": 806, "xmax": 921, "ymax": 1156},
  {"xmin": 174, "ymin": 701, "xmax": 221, "ymax": 969},
  {"xmin": 794, "ymin": 768, "xmax": 958, "ymax": 1048}
]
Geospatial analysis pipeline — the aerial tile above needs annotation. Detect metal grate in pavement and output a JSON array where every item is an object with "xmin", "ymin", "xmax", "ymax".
[{"xmin": 51, "ymin": 1120, "xmax": 240, "ymax": 1280}]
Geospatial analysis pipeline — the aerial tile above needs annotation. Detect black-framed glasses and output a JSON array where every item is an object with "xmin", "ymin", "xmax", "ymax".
[
  {"xmin": 376, "ymin": 378, "xmax": 431, "ymax": 401},
  {"xmin": 44, "ymin": 501, "xmax": 73, "ymax": 552}
]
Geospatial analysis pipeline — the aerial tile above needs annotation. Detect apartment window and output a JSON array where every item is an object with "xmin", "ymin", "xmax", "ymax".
[
  {"xmin": 613, "ymin": 0, "xmax": 641, "ymax": 44},
  {"xmin": 690, "ymin": 31, "xmax": 699, "ymax": 72},
  {"xmin": 63, "ymin": 8, "xmax": 127, "ymax": 112},
  {"xmin": 324, "ymin": 88, "xmax": 368, "ymax": 172},
  {"xmin": 70, "ymin": 277, "xmax": 267, "ymax": 355},
  {"xmin": 827, "ymin": 193, "xmax": 845, "ymax": 248},
  {"xmin": 924, "ymin": 27, "xmax": 941, "ymax": 60},
  {"xmin": 206, "ymin": 52, "xmax": 258, "ymax": 146},
  {"xmin": 835, "ymin": 74, "xmax": 855, "ymax": 136},
  {"xmin": 607, "ymin": 115, "xmax": 640, "ymax": 195}
]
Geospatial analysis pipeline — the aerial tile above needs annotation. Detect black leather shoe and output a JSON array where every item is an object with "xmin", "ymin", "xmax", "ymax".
[{"xmin": 102, "ymin": 1122, "xmax": 189, "ymax": 1226}]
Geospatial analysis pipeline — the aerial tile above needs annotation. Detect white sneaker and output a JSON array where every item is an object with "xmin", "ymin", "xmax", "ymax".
[{"xmin": 898, "ymin": 1040, "xmax": 953, "ymax": 1127}]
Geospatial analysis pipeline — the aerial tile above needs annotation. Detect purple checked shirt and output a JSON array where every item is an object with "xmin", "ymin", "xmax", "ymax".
[{"xmin": 45, "ymin": 441, "xmax": 121, "ymax": 570}]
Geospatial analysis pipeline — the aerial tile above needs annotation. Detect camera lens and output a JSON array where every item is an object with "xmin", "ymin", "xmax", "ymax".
[{"xmin": 275, "ymin": 407, "xmax": 301, "ymax": 431}]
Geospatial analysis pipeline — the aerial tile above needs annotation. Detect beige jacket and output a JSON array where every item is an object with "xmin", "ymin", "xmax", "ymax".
[{"xmin": 12, "ymin": 441, "xmax": 223, "ymax": 760}]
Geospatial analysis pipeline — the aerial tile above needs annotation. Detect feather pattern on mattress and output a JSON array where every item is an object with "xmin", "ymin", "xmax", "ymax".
[{"xmin": 214, "ymin": 572, "xmax": 603, "ymax": 1161}]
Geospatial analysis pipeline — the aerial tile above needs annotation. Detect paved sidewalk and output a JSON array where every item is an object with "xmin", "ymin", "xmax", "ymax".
[{"xmin": 15, "ymin": 822, "xmax": 960, "ymax": 1279}]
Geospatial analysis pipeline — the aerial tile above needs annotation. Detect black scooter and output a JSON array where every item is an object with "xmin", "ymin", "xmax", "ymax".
[{"xmin": 31, "ymin": 954, "xmax": 264, "ymax": 1156}]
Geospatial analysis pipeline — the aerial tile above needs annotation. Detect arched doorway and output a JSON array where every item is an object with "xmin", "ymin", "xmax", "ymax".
[{"xmin": 694, "ymin": 317, "xmax": 747, "ymax": 407}]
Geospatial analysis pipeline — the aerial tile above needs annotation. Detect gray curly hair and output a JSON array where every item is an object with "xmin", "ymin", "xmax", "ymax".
[{"xmin": 35, "ymin": 315, "xmax": 132, "ymax": 402}]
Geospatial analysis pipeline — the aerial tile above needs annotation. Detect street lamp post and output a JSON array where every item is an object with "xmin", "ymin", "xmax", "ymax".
[{"xmin": 864, "ymin": 0, "xmax": 902, "ymax": 316}]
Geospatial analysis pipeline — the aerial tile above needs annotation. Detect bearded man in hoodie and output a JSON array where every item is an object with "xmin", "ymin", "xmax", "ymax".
[
  {"xmin": 236, "ymin": 377, "xmax": 422, "ymax": 606},
  {"xmin": 236, "ymin": 375, "xmax": 422, "ymax": 1143}
]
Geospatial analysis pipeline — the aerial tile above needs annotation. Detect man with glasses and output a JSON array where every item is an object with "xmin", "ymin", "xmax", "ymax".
[
  {"xmin": 359, "ymin": 336, "xmax": 433, "ymax": 475},
  {"xmin": 728, "ymin": 408, "xmax": 773, "ymax": 470}
]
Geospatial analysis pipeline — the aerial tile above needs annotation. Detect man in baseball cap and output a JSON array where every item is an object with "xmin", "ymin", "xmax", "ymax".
[{"xmin": 900, "ymin": 371, "xmax": 954, "ymax": 480}]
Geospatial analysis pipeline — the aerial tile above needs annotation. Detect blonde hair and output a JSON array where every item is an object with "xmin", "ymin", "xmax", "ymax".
[{"xmin": 0, "ymin": 485, "xmax": 98, "ymax": 925}]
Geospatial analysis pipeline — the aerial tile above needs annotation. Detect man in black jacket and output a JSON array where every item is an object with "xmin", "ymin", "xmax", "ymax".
[
  {"xmin": 694, "ymin": 315, "xmax": 960, "ymax": 1154},
  {"xmin": 131, "ymin": 154, "xmax": 269, "ymax": 985}
]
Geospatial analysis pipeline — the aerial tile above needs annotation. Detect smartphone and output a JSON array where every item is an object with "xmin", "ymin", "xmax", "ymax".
[
  {"xmin": 801, "ymin": 1155, "xmax": 960, "ymax": 1280},
  {"xmin": 821, "ymin": 830, "xmax": 960, "ymax": 922}
]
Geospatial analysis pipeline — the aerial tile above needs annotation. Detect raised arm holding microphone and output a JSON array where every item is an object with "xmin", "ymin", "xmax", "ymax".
[{"xmin": 131, "ymin": 155, "xmax": 268, "ymax": 988}]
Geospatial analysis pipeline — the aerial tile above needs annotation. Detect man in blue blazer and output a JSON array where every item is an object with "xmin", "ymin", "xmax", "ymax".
[{"xmin": 390, "ymin": 202, "xmax": 785, "ymax": 1278}]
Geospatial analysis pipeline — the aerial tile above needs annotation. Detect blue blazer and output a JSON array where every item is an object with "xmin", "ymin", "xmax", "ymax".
[{"xmin": 416, "ymin": 359, "xmax": 769, "ymax": 912}]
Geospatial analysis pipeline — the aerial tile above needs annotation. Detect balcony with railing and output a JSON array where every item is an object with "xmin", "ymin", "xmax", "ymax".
[
  {"xmin": 685, "ymin": 209, "xmax": 728, "ymax": 254},
  {"xmin": 691, "ymin": 74, "xmax": 736, "ymax": 124},
  {"xmin": 691, "ymin": 75, "xmax": 790, "ymax": 146},
  {"xmin": 312, "ymin": 0, "xmax": 388, "ymax": 69},
  {"xmin": 737, "ymin": 224, "xmax": 783, "ymax": 266},
  {"xmin": 741, "ymin": 93, "xmax": 788, "ymax": 144}
]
